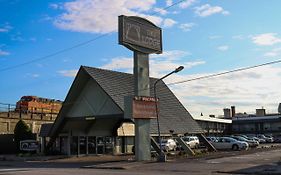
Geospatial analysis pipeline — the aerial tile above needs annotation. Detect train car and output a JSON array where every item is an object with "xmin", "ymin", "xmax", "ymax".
[{"xmin": 16, "ymin": 96, "xmax": 62, "ymax": 114}]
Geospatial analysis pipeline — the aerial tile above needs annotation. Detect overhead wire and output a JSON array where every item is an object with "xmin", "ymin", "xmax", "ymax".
[
  {"xmin": 167, "ymin": 59, "xmax": 281, "ymax": 86},
  {"xmin": 0, "ymin": 33, "xmax": 110, "ymax": 72},
  {"xmin": 0, "ymin": 0, "xmax": 187, "ymax": 73},
  {"xmin": 87, "ymin": 58, "xmax": 281, "ymax": 101},
  {"xmin": 0, "ymin": 0, "xmax": 190, "ymax": 106},
  {"xmin": 2, "ymin": 57, "xmax": 281, "ymax": 108}
]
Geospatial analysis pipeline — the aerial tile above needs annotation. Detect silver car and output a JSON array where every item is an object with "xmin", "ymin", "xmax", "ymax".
[{"xmin": 211, "ymin": 137, "xmax": 249, "ymax": 151}]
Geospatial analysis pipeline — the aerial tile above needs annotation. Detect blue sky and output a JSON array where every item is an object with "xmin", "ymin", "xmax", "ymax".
[{"xmin": 1, "ymin": 0, "xmax": 281, "ymax": 116}]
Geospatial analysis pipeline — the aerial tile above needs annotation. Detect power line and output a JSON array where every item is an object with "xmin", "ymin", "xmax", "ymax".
[
  {"xmin": 0, "ymin": 0, "xmax": 185, "ymax": 73},
  {"xmin": 2, "ymin": 58, "xmax": 281, "ymax": 108},
  {"xmin": 0, "ymin": 33, "xmax": 110, "ymax": 72},
  {"xmin": 150, "ymin": 0, "xmax": 186, "ymax": 15},
  {"xmin": 167, "ymin": 59, "xmax": 281, "ymax": 86}
]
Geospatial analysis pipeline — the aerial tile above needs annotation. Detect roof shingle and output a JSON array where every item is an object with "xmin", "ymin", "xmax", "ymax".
[{"xmin": 82, "ymin": 66, "xmax": 202, "ymax": 134}]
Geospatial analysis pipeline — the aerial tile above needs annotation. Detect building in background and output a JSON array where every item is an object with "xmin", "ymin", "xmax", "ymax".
[
  {"xmin": 0, "ymin": 96, "xmax": 61, "ymax": 154},
  {"xmin": 223, "ymin": 105, "xmax": 281, "ymax": 135},
  {"xmin": 0, "ymin": 95, "xmax": 61, "ymax": 135},
  {"xmin": 232, "ymin": 109, "xmax": 281, "ymax": 135},
  {"xmin": 193, "ymin": 115, "xmax": 232, "ymax": 136}
]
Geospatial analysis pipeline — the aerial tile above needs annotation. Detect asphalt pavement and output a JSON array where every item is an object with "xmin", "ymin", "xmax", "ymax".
[{"xmin": 0, "ymin": 145, "xmax": 280, "ymax": 175}]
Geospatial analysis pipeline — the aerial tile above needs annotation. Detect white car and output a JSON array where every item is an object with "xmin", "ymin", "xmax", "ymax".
[
  {"xmin": 249, "ymin": 136, "xmax": 266, "ymax": 143},
  {"xmin": 257, "ymin": 134, "xmax": 274, "ymax": 143},
  {"xmin": 211, "ymin": 137, "xmax": 249, "ymax": 151},
  {"xmin": 231, "ymin": 136, "xmax": 259, "ymax": 147},
  {"xmin": 182, "ymin": 136, "xmax": 200, "ymax": 148},
  {"xmin": 161, "ymin": 139, "xmax": 177, "ymax": 151}
]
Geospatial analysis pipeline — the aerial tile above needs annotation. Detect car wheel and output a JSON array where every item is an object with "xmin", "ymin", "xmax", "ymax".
[{"xmin": 232, "ymin": 144, "xmax": 239, "ymax": 151}]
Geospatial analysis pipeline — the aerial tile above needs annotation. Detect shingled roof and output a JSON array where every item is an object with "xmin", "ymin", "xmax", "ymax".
[{"xmin": 82, "ymin": 66, "xmax": 202, "ymax": 134}]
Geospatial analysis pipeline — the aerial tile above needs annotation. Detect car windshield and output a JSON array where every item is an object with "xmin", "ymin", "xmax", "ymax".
[
  {"xmin": 161, "ymin": 140, "xmax": 168, "ymax": 143},
  {"xmin": 182, "ymin": 138, "xmax": 189, "ymax": 141},
  {"xmin": 223, "ymin": 137, "xmax": 237, "ymax": 142},
  {"xmin": 237, "ymin": 136, "xmax": 247, "ymax": 141}
]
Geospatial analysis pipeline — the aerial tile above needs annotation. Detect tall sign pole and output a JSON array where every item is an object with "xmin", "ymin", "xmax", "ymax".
[{"xmin": 119, "ymin": 15, "xmax": 162, "ymax": 161}]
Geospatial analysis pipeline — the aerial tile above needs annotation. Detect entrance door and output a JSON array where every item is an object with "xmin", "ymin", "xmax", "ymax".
[
  {"xmin": 97, "ymin": 137, "xmax": 105, "ymax": 154},
  {"xmin": 79, "ymin": 136, "xmax": 86, "ymax": 155},
  {"xmin": 88, "ymin": 136, "xmax": 96, "ymax": 154}
]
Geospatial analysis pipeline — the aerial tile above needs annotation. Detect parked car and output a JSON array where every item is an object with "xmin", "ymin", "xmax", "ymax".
[
  {"xmin": 182, "ymin": 136, "xmax": 200, "ymax": 148},
  {"xmin": 161, "ymin": 139, "xmax": 177, "ymax": 151},
  {"xmin": 206, "ymin": 136, "xmax": 218, "ymax": 142},
  {"xmin": 257, "ymin": 134, "xmax": 274, "ymax": 143},
  {"xmin": 249, "ymin": 136, "xmax": 266, "ymax": 144},
  {"xmin": 211, "ymin": 137, "xmax": 249, "ymax": 151},
  {"xmin": 231, "ymin": 136, "xmax": 259, "ymax": 147},
  {"xmin": 273, "ymin": 135, "xmax": 281, "ymax": 143}
]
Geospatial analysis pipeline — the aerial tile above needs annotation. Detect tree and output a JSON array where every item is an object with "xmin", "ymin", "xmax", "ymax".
[{"xmin": 14, "ymin": 120, "xmax": 34, "ymax": 152}]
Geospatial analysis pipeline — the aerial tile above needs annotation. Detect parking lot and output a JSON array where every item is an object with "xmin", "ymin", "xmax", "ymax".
[{"xmin": 0, "ymin": 142, "xmax": 280, "ymax": 175}]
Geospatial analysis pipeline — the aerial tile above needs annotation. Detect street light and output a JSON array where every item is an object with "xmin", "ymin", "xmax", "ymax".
[{"xmin": 153, "ymin": 66, "xmax": 184, "ymax": 162}]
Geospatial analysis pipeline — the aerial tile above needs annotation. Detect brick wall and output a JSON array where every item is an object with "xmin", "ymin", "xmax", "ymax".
[{"xmin": 0, "ymin": 112, "xmax": 57, "ymax": 134}]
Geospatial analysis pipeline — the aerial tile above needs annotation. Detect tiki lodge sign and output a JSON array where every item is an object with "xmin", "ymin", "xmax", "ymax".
[{"xmin": 118, "ymin": 15, "xmax": 162, "ymax": 54}]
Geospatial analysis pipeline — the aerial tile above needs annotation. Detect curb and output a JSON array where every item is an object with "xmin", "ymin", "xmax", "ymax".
[{"xmin": 81, "ymin": 165, "xmax": 126, "ymax": 170}]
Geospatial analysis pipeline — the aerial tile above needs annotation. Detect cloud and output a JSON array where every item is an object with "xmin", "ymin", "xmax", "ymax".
[
  {"xmin": 58, "ymin": 69, "xmax": 78, "ymax": 77},
  {"xmin": 0, "ymin": 49, "xmax": 10, "ymax": 56},
  {"xmin": 0, "ymin": 23, "xmax": 12, "ymax": 33},
  {"xmin": 100, "ymin": 57, "xmax": 133, "ymax": 72},
  {"xmin": 163, "ymin": 18, "xmax": 177, "ymax": 28},
  {"xmin": 217, "ymin": 45, "xmax": 229, "ymax": 51},
  {"xmin": 30, "ymin": 37, "xmax": 37, "ymax": 42},
  {"xmin": 98, "ymin": 50, "xmax": 281, "ymax": 117},
  {"xmin": 232, "ymin": 35, "xmax": 244, "ymax": 40},
  {"xmin": 154, "ymin": 8, "xmax": 167, "ymax": 15},
  {"xmin": 53, "ymin": 0, "xmax": 175, "ymax": 33},
  {"xmin": 194, "ymin": 4, "xmax": 229, "ymax": 17},
  {"xmin": 209, "ymin": 35, "xmax": 222, "ymax": 40},
  {"xmin": 252, "ymin": 33, "xmax": 281, "ymax": 46},
  {"xmin": 264, "ymin": 47, "xmax": 281, "ymax": 57},
  {"xmin": 179, "ymin": 0, "xmax": 197, "ymax": 9},
  {"xmin": 151, "ymin": 50, "xmax": 190, "ymax": 60},
  {"xmin": 179, "ymin": 23, "xmax": 195, "ymax": 32},
  {"xmin": 101, "ymin": 50, "xmax": 192, "ymax": 72},
  {"xmin": 25, "ymin": 73, "xmax": 40, "ymax": 78},
  {"xmin": 49, "ymin": 3, "xmax": 60, "ymax": 9},
  {"xmin": 168, "ymin": 65, "xmax": 281, "ymax": 116},
  {"xmin": 11, "ymin": 32, "xmax": 24, "ymax": 41},
  {"xmin": 166, "ymin": 0, "xmax": 173, "ymax": 6},
  {"xmin": 100, "ymin": 50, "xmax": 204, "ymax": 79},
  {"xmin": 0, "ymin": 28, "xmax": 9, "ymax": 32}
]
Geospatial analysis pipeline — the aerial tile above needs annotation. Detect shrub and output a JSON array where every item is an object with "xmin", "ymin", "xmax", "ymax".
[{"xmin": 14, "ymin": 120, "xmax": 34, "ymax": 152}]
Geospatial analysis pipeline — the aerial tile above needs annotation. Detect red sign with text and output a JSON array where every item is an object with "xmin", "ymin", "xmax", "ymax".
[{"xmin": 132, "ymin": 96, "xmax": 158, "ymax": 119}]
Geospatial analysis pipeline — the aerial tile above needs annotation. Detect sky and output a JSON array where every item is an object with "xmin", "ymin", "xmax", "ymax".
[{"xmin": 1, "ymin": 0, "xmax": 281, "ymax": 117}]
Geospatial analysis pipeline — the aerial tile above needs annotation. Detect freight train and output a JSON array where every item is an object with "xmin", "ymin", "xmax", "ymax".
[{"xmin": 16, "ymin": 96, "xmax": 62, "ymax": 114}]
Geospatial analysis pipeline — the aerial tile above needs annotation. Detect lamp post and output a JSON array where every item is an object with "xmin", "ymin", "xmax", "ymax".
[{"xmin": 153, "ymin": 66, "xmax": 184, "ymax": 162}]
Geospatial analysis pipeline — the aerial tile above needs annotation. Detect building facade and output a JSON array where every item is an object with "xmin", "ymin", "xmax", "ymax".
[
  {"xmin": 232, "ymin": 114, "xmax": 281, "ymax": 134},
  {"xmin": 44, "ymin": 66, "xmax": 203, "ymax": 156},
  {"xmin": 193, "ymin": 116, "xmax": 232, "ymax": 136}
]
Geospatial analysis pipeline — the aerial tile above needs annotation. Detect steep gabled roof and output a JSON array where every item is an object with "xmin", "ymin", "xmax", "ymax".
[{"xmin": 82, "ymin": 66, "xmax": 202, "ymax": 134}]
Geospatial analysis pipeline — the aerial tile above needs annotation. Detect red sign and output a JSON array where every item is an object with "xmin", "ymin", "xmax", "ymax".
[{"xmin": 132, "ymin": 96, "xmax": 158, "ymax": 119}]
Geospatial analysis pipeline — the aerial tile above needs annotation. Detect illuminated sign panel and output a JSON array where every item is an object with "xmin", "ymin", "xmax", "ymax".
[{"xmin": 119, "ymin": 15, "xmax": 162, "ymax": 54}]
